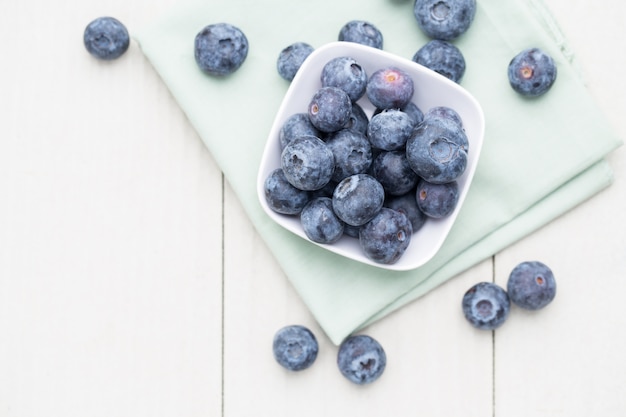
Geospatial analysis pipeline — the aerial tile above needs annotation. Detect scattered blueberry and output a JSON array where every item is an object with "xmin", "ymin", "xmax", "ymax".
[
  {"xmin": 413, "ymin": 0, "xmax": 477, "ymax": 41},
  {"xmin": 264, "ymin": 168, "xmax": 311, "ymax": 215},
  {"xmin": 279, "ymin": 113, "xmax": 322, "ymax": 149},
  {"xmin": 337, "ymin": 334, "xmax": 386, "ymax": 384},
  {"xmin": 308, "ymin": 86, "xmax": 353, "ymax": 133},
  {"xmin": 325, "ymin": 129, "xmax": 373, "ymax": 183},
  {"xmin": 281, "ymin": 135, "xmax": 335, "ymax": 191},
  {"xmin": 462, "ymin": 282, "xmax": 511, "ymax": 330},
  {"xmin": 338, "ymin": 20, "xmax": 384, "ymax": 49},
  {"xmin": 366, "ymin": 67, "xmax": 415, "ymax": 110},
  {"xmin": 405, "ymin": 116, "xmax": 468, "ymax": 184},
  {"xmin": 384, "ymin": 191, "xmax": 428, "ymax": 233},
  {"xmin": 371, "ymin": 151, "xmax": 419, "ymax": 196},
  {"xmin": 300, "ymin": 197, "xmax": 345, "ymax": 244},
  {"xmin": 273, "ymin": 325, "xmax": 319, "ymax": 371},
  {"xmin": 321, "ymin": 56, "xmax": 368, "ymax": 102},
  {"xmin": 359, "ymin": 208, "xmax": 413, "ymax": 264},
  {"xmin": 508, "ymin": 47, "xmax": 557, "ymax": 97},
  {"xmin": 412, "ymin": 39, "xmax": 466, "ymax": 83},
  {"xmin": 194, "ymin": 23, "xmax": 249, "ymax": 76},
  {"xmin": 83, "ymin": 16, "xmax": 130, "ymax": 60},
  {"xmin": 332, "ymin": 174, "xmax": 385, "ymax": 226},
  {"xmin": 416, "ymin": 178, "xmax": 459, "ymax": 218},
  {"xmin": 277, "ymin": 42, "xmax": 315, "ymax": 81},
  {"xmin": 507, "ymin": 261, "xmax": 557, "ymax": 310},
  {"xmin": 367, "ymin": 108, "xmax": 416, "ymax": 151}
]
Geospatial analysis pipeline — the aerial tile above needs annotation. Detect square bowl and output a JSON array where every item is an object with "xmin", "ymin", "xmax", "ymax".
[{"xmin": 257, "ymin": 41, "xmax": 485, "ymax": 271}]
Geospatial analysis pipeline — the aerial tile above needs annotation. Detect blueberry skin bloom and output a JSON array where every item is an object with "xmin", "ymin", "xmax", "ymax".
[
  {"xmin": 308, "ymin": 87, "xmax": 353, "ymax": 133},
  {"xmin": 300, "ymin": 197, "xmax": 345, "ymax": 244},
  {"xmin": 359, "ymin": 208, "xmax": 413, "ymax": 264},
  {"xmin": 507, "ymin": 261, "xmax": 556, "ymax": 310},
  {"xmin": 325, "ymin": 129, "xmax": 373, "ymax": 183},
  {"xmin": 412, "ymin": 39, "xmax": 466, "ymax": 83},
  {"xmin": 366, "ymin": 67, "xmax": 415, "ymax": 110},
  {"xmin": 413, "ymin": 0, "xmax": 477, "ymax": 41},
  {"xmin": 321, "ymin": 56, "xmax": 368, "ymax": 102},
  {"xmin": 508, "ymin": 48, "xmax": 557, "ymax": 97},
  {"xmin": 462, "ymin": 282, "xmax": 511, "ymax": 330},
  {"xmin": 367, "ymin": 109, "xmax": 417, "ymax": 151},
  {"xmin": 277, "ymin": 42, "xmax": 315, "ymax": 81},
  {"xmin": 425, "ymin": 105, "xmax": 464, "ymax": 130},
  {"xmin": 83, "ymin": 16, "xmax": 130, "ymax": 60},
  {"xmin": 372, "ymin": 151, "xmax": 419, "ymax": 197},
  {"xmin": 385, "ymin": 192, "xmax": 428, "ymax": 233},
  {"xmin": 337, "ymin": 335, "xmax": 386, "ymax": 384},
  {"xmin": 273, "ymin": 325, "xmax": 319, "ymax": 371},
  {"xmin": 281, "ymin": 135, "xmax": 335, "ymax": 191},
  {"xmin": 332, "ymin": 174, "xmax": 385, "ymax": 226},
  {"xmin": 264, "ymin": 168, "xmax": 311, "ymax": 215},
  {"xmin": 406, "ymin": 117, "xmax": 468, "ymax": 184},
  {"xmin": 279, "ymin": 113, "xmax": 322, "ymax": 149},
  {"xmin": 416, "ymin": 178, "xmax": 459, "ymax": 218},
  {"xmin": 194, "ymin": 23, "xmax": 249, "ymax": 76},
  {"xmin": 338, "ymin": 20, "xmax": 384, "ymax": 50}
]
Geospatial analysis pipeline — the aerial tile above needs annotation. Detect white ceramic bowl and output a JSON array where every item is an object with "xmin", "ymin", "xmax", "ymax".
[{"xmin": 257, "ymin": 42, "xmax": 485, "ymax": 271}]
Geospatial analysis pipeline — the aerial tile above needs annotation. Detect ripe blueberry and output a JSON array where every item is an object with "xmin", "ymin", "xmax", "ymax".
[
  {"xmin": 337, "ymin": 334, "xmax": 386, "ymax": 384},
  {"xmin": 462, "ymin": 282, "xmax": 511, "ymax": 330},
  {"xmin": 507, "ymin": 261, "xmax": 556, "ymax": 310},
  {"xmin": 194, "ymin": 23, "xmax": 249, "ymax": 76},
  {"xmin": 273, "ymin": 325, "xmax": 319, "ymax": 371},
  {"xmin": 83, "ymin": 16, "xmax": 130, "ymax": 60}
]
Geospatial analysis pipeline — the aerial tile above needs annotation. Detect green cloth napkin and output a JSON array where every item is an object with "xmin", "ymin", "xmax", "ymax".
[{"xmin": 135, "ymin": 0, "xmax": 622, "ymax": 345}]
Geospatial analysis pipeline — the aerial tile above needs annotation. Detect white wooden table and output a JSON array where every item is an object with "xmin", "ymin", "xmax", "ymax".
[{"xmin": 1, "ymin": 1, "xmax": 625, "ymax": 416}]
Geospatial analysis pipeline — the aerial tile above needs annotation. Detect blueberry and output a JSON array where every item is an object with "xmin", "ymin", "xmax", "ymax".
[
  {"xmin": 413, "ymin": 0, "xmax": 477, "ymax": 41},
  {"xmin": 264, "ymin": 168, "xmax": 311, "ymax": 215},
  {"xmin": 371, "ymin": 150, "xmax": 419, "ymax": 196},
  {"xmin": 343, "ymin": 102, "xmax": 369, "ymax": 135},
  {"xmin": 462, "ymin": 282, "xmax": 511, "ymax": 330},
  {"xmin": 194, "ymin": 23, "xmax": 249, "ymax": 76},
  {"xmin": 321, "ymin": 56, "xmax": 368, "ymax": 102},
  {"xmin": 273, "ymin": 325, "xmax": 319, "ymax": 371},
  {"xmin": 359, "ymin": 208, "xmax": 413, "ymax": 264},
  {"xmin": 508, "ymin": 48, "xmax": 557, "ymax": 97},
  {"xmin": 366, "ymin": 67, "xmax": 415, "ymax": 110},
  {"xmin": 281, "ymin": 135, "xmax": 335, "ymax": 191},
  {"xmin": 385, "ymin": 191, "xmax": 428, "ymax": 233},
  {"xmin": 325, "ymin": 129, "xmax": 373, "ymax": 183},
  {"xmin": 338, "ymin": 20, "xmax": 384, "ymax": 50},
  {"xmin": 425, "ymin": 105, "xmax": 464, "ymax": 131},
  {"xmin": 279, "ymin": 113, "xmax": 322, "ymax": 149},
  {"xmin": 300, "ymin": 197, "xmax": 345, "ymax": 244},
  {"xmin": 405, "ymin": 116, "xmax": 468, "ymax": 184},
  {"xmin": 83, "ymin": 16, "xmax": 130, "ymax": 60},
  {"xmin": 507, "ymin": 261, "xmax": 556, "ymax": 310},
  {"xmin": 343, "ymin": 223, "xmax": 361, "ymax": 238},
  {"xmin": 332, "ymin": 174, "xmax": 385, "ymax": 226},
  {"xmin": 277, "ymin": 42, "xmax": 315, "ymax": 81},
  {"xmin": 308, "ymin": 87, "xmax": 353, "ymax": 133},
  {"xmin": 337, "ymin": 334, "xmax": 386, "ymax": 384},
  {"xmin": 401, "ymin": 102, "xmax": 425, "ymax": 128},
  {"xmin": 412, "ymin": 39, "xmax": 466, "ymax": 83},
  {"xmin": 416, "ymin": 178, "xmax": 459, "ymax": 218},
  {"xmin": 367, "ymin": 108, "xmax": 416, "ymax": 151}
]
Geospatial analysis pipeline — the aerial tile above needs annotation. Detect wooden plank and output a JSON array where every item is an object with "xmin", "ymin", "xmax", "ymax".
[
  {"xmin": 0, "ymin": 2, "xmax": 224, "ymax": 415},
  {"xmin": 494, "ymin": 0, "xmax": 626, "ymax": 415}
]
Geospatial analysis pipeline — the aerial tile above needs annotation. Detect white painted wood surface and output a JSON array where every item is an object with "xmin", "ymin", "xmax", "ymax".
[{"xmin": 0, "ymin": 0, "xmax": 624, "ymax": 416}]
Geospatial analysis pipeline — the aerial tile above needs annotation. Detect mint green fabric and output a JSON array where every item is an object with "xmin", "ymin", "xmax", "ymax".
[{"xmin": 135, "ymin": 0, "xmax": 622, "ymax": 345}]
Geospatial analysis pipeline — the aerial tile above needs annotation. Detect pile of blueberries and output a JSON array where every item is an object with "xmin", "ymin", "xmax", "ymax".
[
  {"xmin": 264, "ymin": 59, "xmax": 469, "ymax": 265},
  {"xmin": 83, "ymin": 0, "xmax": 560, "ymax": 387}
]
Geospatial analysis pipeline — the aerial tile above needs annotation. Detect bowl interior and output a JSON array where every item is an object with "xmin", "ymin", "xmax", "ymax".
[{"xmin": 257, "ymin": 42, "xmax": 485, "ymax": 271}]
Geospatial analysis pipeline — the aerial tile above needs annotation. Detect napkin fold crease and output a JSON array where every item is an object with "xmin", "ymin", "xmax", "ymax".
[{"xmin": 135, "ymin": 0, "xmax": 622, "ymax": 344}]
